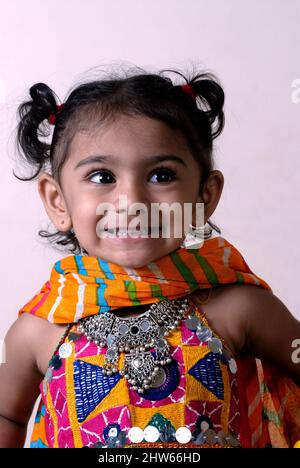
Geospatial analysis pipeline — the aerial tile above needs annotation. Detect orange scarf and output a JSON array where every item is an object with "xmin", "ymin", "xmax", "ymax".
[{"xmin": 18, "ymin": 236, "xmax": 271, "ymax": 324}]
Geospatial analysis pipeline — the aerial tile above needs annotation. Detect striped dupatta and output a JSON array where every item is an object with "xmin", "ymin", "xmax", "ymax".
[
  {"xmin": 18, "ymin": 236, "xmax": 271, "ymax": 324},
  {"xmin": 240, "ymin": 357, "xmax": 300, "ymax": 447}
]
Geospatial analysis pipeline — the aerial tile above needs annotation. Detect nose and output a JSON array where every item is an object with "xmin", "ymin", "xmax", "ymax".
[
  {"xmin": 114, "ymin": 178, "xmax": 149, "ymax": 213},
  {"xmin": 112, "ymin": 178, "xmax": 151, "ymax": 226}
]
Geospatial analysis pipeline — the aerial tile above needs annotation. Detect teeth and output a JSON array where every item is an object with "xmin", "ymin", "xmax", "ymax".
[
  {"xmin": 105, "ymin": 227, "xmax": 161, "ymax": 236},
  {"xmin": 118, "ymin": 229, "xmax": 148, "ymax": 237}
]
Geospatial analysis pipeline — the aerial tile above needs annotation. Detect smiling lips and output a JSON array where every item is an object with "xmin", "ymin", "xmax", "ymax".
[{"xmin": 103, "ymin": 226, "xmax": 162, "ymax": 238}]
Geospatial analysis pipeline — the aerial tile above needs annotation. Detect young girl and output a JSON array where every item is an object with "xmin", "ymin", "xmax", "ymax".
[{"xmin": 1, "ymin": 66, "xmax": 300, "ymax": 449}]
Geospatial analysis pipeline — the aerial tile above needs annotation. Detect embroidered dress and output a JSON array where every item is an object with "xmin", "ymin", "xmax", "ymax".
[
  {"xmin": 29, "ymin": 299, "xmax": 300, "ymax": 448},
  {"xmin": 30, "ymin": 301, "xmax": 244, "ymax": 448},
  {"xmin": 20, "ymin": 236, "xmax": 300, "ymax": 448}
]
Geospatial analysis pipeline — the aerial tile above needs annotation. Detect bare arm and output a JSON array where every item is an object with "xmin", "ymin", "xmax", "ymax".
[
  {"xmin": 237, "ymin": 285, "xmax": 300, "ymax": 386},
  {"xmin": 0, "ymin": 314, "xmax": 43, "ymax": 447}
]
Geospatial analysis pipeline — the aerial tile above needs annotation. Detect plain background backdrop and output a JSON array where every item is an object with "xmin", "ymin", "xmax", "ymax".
[{"xmin": 0, "ymin": 0, "xmax": 299, "ymax": 448}]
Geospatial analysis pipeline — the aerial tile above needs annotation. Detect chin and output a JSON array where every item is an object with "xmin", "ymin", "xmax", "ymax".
[
  {"xmin": 112, "ymin": 251, "xmax": 159, "ymax": 269},
  {"xmin": 88, "ymin": 240, "xmax": 182, "ymax": 267},
  {"xmin": 115, "ymin": 244, "xmax": 182, "ymax": 268},
  {"xmin": 101, "ymin": 246, "xmax": 165, "ymax": 268}
]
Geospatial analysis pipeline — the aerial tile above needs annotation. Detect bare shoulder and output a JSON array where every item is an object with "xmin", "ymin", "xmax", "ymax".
[
  {"xmin": 3, "ymin": 314, "xmax": 69, "ymax": 376},
  {"xmin": 0, "ymin": 314, "xmax": 45, "ymax": 426},
  {"xmin": 190, "ymin": 284, "xmax": 256, "ymax": 356},
  {"xmin": 21, "ymin": 314, "xmax": 70, "ymax": 375},
  {"xmin": 190, "ymin": 284, "xmax": 289, "ymax": 353},
  {"xmin": 7, "ymin": 312, "xmax": 51, "ymax": 348},
  {"xmin": 0, "ymin": 313, "xmax": 70, "ymax": 428},
  {"xmin": 191, "ymin": 284, "xmax": 300, "ymax": 385},
  {"xmin": 4, "ymin": 313, "xmax": 46, "ymax": 367}
]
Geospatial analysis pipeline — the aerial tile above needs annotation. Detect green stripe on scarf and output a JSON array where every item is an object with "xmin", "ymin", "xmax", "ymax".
[
  {"xmin": 170, "ymin": 252, "xmax": 199, "ymax": 290},
  {"xmin": 150, "ymin": 283, "xmax": 167, "ymax": 301},
  {"xmin": 192, "ymin": 254, "xmax": 219, "ymax": 286},
  {"xmin": 124, "ymin": 280, "xmax": 141, "ymax": 306},
  {"xmin": 236, "ymin": 271, "xmax": 245, "ymax": 284}
]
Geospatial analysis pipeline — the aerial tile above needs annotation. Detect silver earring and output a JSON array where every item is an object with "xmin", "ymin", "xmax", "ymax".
[{"xmin": 180, "ymin": 222, "xmax": 212, "ymax": 249}]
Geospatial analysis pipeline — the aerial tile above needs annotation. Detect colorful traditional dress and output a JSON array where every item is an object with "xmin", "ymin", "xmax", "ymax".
[{"xmin": 19, "ymin": 236, "xmax": 300, "ymax": 448}]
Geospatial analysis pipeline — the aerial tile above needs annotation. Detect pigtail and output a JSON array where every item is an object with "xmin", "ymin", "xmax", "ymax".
[
  {"xmin": 190, "ymin": 73, "xmax": 225, "ymax": 139},
  {"xmin": 14, "ymin": 82, "xmax": 59, "ymax": 181},
  {"xmin": 160, "ymin": 68, "xmax": 225, "ymax": 140}
]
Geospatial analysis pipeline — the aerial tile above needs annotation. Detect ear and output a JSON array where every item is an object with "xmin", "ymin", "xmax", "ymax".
[
  {"xmin": 37, "ymin": 172, "xmax": 72, "ymax": 232},
  {"xmin": 194, "ymin": 170, "xmax": 224, "ymax": 225}
]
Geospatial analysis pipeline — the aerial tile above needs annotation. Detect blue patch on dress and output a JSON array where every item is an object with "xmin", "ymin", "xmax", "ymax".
[
  {"xmin": 74, "ymin": 360, "xmax": 121, "ymax": 422},
  {"xmin": 188, "ymin": 352, "xmax": 224, "ymax": 400},
  {"xmin": 141, "ymin": 358, "xmax": 180, "ymax": 400}
]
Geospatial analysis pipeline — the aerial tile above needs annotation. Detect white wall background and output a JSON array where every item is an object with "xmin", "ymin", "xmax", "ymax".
[{"xmin": 0, "ymin": 0, "xmax": 299, "ymax": 448}]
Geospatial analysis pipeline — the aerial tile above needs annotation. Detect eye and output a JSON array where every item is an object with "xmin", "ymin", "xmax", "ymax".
[
  {"xmin": 85, "ymin": 167, "xmax": 177, "ymax": 184},
  {"xmin": 149, "ymin": 167, "xmax": 177, "ymax": 184},
  {"xmin": 87, "ymin": 170, "xmax": 115, "ymax": 184}
]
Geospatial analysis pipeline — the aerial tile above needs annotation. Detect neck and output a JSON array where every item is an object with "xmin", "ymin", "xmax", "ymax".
[{"xmin": 112, "ymin": 303, "xmax": 151, "ymax": 318}]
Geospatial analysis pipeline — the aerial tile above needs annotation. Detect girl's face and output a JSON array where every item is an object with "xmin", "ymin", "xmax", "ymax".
[{"xmin": 39, "ymin": 114, "xmax": 223, "ymax": 268}]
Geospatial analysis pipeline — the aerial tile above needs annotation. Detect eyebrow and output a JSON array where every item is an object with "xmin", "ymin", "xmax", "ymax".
[{"xmin": 75, "ymin": 154, "xmax": 188, "ymax": 169}]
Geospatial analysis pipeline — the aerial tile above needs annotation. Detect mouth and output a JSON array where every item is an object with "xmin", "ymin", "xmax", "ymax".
[{"xmin": 103, "ymin": 226, "xmax": 162, "ymax": 237}]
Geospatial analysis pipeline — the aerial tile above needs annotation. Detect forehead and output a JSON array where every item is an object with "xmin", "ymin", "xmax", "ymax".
[{"xmin": 67, "ymin": 114, "xmax": 193, "ymax": 165}]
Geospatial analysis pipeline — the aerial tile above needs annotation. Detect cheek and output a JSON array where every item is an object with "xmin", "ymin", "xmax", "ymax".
[
  {"xmin": 68, "ymin": 186, "xmax": 97, "ymax": 211},
  {"xmin": 68, "ymin": 193, "xmax": 100, "ymax": 233},
  {"xmin": 162, "ymin": 181, "xmax": 199, "ymax": 205}
]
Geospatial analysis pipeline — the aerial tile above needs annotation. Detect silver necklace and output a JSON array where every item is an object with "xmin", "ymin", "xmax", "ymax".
[{"xmin": 77, "ymin": 297, "xmax": 191, "ymax": 394}]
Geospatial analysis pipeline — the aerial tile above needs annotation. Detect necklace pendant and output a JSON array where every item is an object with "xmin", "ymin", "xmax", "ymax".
[
  {"xmin": 154, "ymin": 338, "xmax": 172, "ymax": 366},
  {"xmin": 122, "ymin": 349, "xmax": 160, "ymax": 394},
  {"xmin": 103, "ymin": 345, "xmax": 120, "ymax": 375},
  {"xmin": 121, "ymin": 338, "xmax": 173, "ymax": 394}
]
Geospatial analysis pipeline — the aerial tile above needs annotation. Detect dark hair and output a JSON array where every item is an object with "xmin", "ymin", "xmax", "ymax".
[{"xmin": 14, "ymin": 64, "xmax": 225, "ymax": 255}]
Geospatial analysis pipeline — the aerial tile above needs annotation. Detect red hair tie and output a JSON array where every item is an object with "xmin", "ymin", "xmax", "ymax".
[
  {"xmin": 181, "ymin": 84, "xmax": 197, "ymax": 101},
  {"xmin": 48, "ymin": 104, "xmax": 64, "ymax": 125}
]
